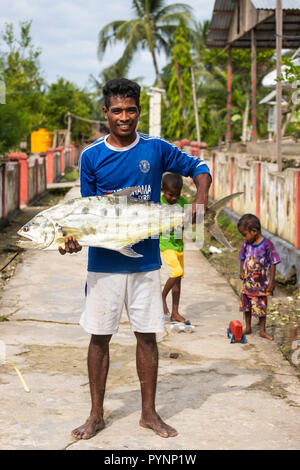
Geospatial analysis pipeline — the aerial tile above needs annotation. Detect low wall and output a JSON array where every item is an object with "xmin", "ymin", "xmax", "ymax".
[
  {"xmin": 206, "ymin": 150, "xmax": 300, "ymax": 284},
  {"xmin": 208, "ymin": 151, "xmax": 300, "ymax": 249},
  {"xmin": 0, "ymin": 145, "xmax": 80, "ymax": 223}
]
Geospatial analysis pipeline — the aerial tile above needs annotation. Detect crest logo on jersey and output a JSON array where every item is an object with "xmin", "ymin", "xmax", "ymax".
[{"xmin": 139, "ymin": 160, "xmax": 150, "ymax": 173}]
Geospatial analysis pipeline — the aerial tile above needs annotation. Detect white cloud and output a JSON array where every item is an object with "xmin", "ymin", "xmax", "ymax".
[{"xmin": 1, "ymin": 0, "xmax": 214, "ymax": 89}]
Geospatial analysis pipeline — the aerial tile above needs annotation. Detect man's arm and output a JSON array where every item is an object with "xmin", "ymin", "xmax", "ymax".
[
  {"xmin": 193, "ymin": 173, "xmax": 211, "ymax": 212},
  {"xmin": 190, "ymin": 173, "xmax": 211, "ymax": 224}
]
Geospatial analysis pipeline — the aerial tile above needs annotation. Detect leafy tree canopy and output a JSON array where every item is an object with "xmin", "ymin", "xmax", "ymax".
[{"xmin": 0, "ymin": 21, "xmax": 45, "ymax": 153}]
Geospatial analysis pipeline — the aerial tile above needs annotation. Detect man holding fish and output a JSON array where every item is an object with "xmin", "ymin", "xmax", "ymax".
[{"xmin": 59, "ymin": 78, "xmax": 211, "ymax": 440}]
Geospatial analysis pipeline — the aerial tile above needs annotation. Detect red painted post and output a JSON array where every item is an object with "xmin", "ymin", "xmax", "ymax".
[
  {"xmin": 227, "ymin": 48, "xmax": 232, "ymax": 148},
  {"xmin": 256, "ymin": 162, "xmax": 261, "ymax": 219},
  {"xmin": 211, "ymin": 152, "xmax": 216, "ymax": 200},
  {"xmin": 295, "ymin": 171, "xmax": 300, "ymax": 249},
  {"xmin": 229, "ymin": 156, "xmax": 234, "ymax": 210},
  {"xmin": 46, "ymin": 149, "xmax": 54, "ymax": 184},
  {"xmin": 8, "ymin": 153, "xmax": 28, "ymax": 208}
]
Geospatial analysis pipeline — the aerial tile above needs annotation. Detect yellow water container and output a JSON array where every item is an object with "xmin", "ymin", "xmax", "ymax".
[{"xmin": 31, "ymin": 128, "xmax": 53, "ymax": 153}]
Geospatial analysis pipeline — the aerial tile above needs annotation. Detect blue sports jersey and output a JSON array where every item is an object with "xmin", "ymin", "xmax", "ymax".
[{"xmin": 79, "ymin": 132, "xmax": 211, "ymax": 273}]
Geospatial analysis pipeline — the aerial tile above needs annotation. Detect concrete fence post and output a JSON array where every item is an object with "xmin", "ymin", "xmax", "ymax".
[
  {"xmin": 8, "ymin": 153, "xmax": 28, "ymax": 208},
  {"xmin": 296, "ymin": 171, "xmax": 300, "ymax": 249},
  {"xmin": 56, "ymin": 146, "xmax": 65, "ymax": 176},
  {"xmin": 35, "ymin": 158, "xmax": 39, "ymax": 196},
  {"xmin": 229, "ymin": 156, "xmax": 234, "ymax": 209},
  {"xmin": 256, "ymin": 162, "xmax": 261, "ymax": 219},
  {"xmin": 70, "ymin": 145, "xmax": 75, "ymax": 166},
  {"xmin": 1, "ymin": 164, "xmax": 6, "ymax": 217},
  {"xmin": 211, "ymin": 152, "xmax": 216, "ymax": 200}
]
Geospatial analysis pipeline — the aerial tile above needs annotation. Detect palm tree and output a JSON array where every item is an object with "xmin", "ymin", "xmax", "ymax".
[{"xmin": 97, "ymin": 0, "xmax": 193, "ymax": 106}]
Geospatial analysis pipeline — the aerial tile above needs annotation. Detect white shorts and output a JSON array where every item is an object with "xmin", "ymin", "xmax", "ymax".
[{"xmin": 80, "ymin": 270, "xmax": 165, "ymax": 335}]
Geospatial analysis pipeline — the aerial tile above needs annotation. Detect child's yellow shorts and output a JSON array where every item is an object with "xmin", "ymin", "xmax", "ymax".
[{"xmin": 161, "ymin": 250, "xmax": 184, "ymax": 278}]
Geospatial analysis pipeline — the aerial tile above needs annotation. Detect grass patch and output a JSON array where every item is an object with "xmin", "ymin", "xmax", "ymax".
[
  {"xmin": 62, "ymin": 167, "xmax": 79, "ymax": 183},
  {"xmin": 32, "ymin": 187, "xmax": 70, "ymax": 207},
  {"xmin": 200, "ymin": 212, "xmax": 243, "ymax": 295}
]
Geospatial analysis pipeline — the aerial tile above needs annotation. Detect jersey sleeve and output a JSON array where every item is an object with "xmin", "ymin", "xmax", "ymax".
[
  {"xmin": 79, "ymin": 149, "xmax": 97, "ymax": 197},
  {"xmin": 161, "ymin": 140, "xmax": 211, "ymax": 181}
]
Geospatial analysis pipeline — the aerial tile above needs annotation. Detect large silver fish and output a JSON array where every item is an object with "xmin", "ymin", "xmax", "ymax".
[{"xmin": 16, "ymin": 187, "xmax": 243, "ymax": 256}]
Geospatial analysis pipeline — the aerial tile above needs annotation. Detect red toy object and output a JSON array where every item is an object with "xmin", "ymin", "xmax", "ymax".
[{"xmin": 227, "ymin": 320, "xmax": 246, "ymax": 343}]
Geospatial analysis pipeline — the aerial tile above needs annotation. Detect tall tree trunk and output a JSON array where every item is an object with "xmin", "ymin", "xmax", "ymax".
[
  {"xmin": 242, "ymin": 87, "xmax": 250, "ymax": 142},
  {"xmin": 175, "ymin": 60, "xmax": 189, "ymax": 140}
]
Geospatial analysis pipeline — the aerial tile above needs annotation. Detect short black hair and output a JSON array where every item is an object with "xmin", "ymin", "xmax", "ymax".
[
  {"xmin": 237, "ymin": 214, "xmax": 261, "ymax": 232},
  {"xmin": 162, "ymin": 173, "xmax": 183, "ymax": 191},
  {"xmin": 103, "ymin": 78, "xmax": 141, "ymax": 109}
]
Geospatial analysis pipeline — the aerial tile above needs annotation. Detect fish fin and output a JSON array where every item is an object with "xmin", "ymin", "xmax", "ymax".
[
  {"xmin": 112, "ymin": 186, "xmax": 139, "ymax": 198},
  {"xmin": 208, "ymin": 192, "xmax": 243, "ymax": 214},
  {"xmin": 60, "ymin": 226, "xmax": 81, "ymax": 237},
  {"xmin": 207, "ymin": 222, "xmax": 235, "ymax": 251},
  {"xmin": 119, "ymin": 245, "xmax": 143, "ymax": 258}
]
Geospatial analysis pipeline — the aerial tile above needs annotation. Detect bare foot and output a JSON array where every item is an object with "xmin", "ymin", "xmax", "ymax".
[
  {"xmin": 139, "ymin": 411, "xmax": 178, "ymax": 438},
  {"xmin": 71, "ymin": 415, "xmax": 105, "ymax": 440},
  {"xmin": 170, "ymin": 312, "xmax": 187, "ymax": 323},
  {"xmin": 260, "ymin": 331, "xmax": 273, "ymax": 341}
]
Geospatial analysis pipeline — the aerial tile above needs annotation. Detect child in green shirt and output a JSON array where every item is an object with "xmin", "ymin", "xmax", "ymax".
[{"xmin": 160, "ymin": 173, "xmax": 189, "ymax": 323}]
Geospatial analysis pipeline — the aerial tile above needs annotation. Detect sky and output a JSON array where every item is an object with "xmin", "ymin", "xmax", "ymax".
[{"xmin": 0, "ymin": 0, "xmax": 214, "ymax": 90}]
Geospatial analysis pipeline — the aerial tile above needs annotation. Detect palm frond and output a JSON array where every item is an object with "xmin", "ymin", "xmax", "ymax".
[
  {"xmin": 98, "ymin": 20, "xmax": 126, "ymax": 59},
  {"xmin": 157, "ymin": 11, "xmax": 192, "ymax": 27},
  {"xmin": 153, "ymin": 2, "xmax": 193, "ymax": 21}
]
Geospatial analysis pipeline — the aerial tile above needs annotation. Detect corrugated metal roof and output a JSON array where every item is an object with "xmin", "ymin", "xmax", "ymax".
[
  {"xmin": 207, "ymin": 0, "xmax": 300, "ymax": 48},
  {"xmin": 252, "ymin": 0, "xmax": 300, "ymax": 9},
  {"xmin": 213, "ymin": 0, "xmax": 236, "ymax": 12}
]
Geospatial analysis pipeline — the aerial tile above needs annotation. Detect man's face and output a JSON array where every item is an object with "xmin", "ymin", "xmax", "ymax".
[{"xmin": 103, "ymin": 95, "xmax": 140, "ymax": 139}]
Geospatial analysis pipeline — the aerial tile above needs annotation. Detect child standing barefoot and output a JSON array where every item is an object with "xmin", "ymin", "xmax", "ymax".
[
  {"xmin": 160, "ymin": 173, "xmax": 188, "ymax": 323},
  {"xmin": 237, "ymin": 214, "xmax": 281, "ymax": 341}
]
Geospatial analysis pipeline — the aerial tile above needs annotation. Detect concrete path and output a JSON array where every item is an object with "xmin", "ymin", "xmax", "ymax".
[{"xmin": 0, "ymin": 185, "xmax": 299, "ymax": 450}]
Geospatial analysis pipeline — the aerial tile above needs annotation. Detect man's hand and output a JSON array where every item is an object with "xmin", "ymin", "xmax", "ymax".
[{"xmin": 58, "ymin": 236, "xmax": 82, "ymax": 255}]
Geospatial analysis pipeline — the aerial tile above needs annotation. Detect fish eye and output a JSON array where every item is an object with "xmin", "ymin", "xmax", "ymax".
[{"xmin": 23, "ymin": 226, "xmax": 30, "ymax": 232}]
